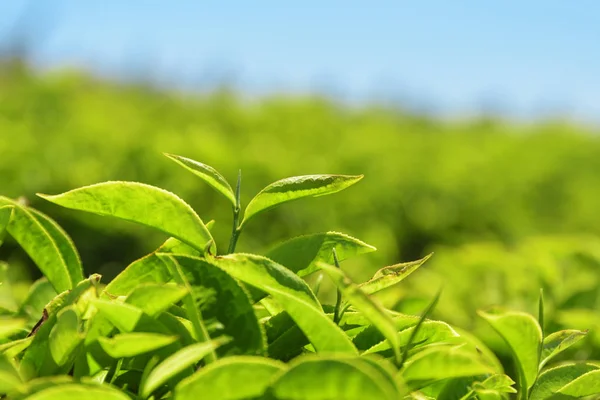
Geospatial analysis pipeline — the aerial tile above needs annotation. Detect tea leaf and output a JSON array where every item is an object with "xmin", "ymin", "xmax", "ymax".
[
  {"xmin": 22, "ymin": 383, "xmax": 130, "ymax": 400},
  {"xmin": 92, "ymin": 299, "xmax": 144, "ymax": 332},
  {"xmin": 140, "ymin": 337, "xmax": 230, "ymax": 398},
  {"xmin": 164, "ymin": 153, "xmax": 236, "ymax": 206},
  {"xmin": 241, "ymin": 174, "xmax": 363, "ymax": 227},
  {"xmin": 268, "ymin": 355, "xmax": 398, "ymax": 400},
  {"xmin": 0, "ymin": 197, "xmax": 83, "ymax": 293},
  {"xmin": 175, "ymin": 356, "xmax": 286, "ymax": 400},
  {"xmin": 0, "ymin": 352, "xmax": 23, "ymax": 394},
  {"xmin": 48, "ymin": 307, "xmax": 82, "ymax": 366},
  {"xmin": 558, "ymin": 369, "xmax": 600, "ymax": 397},
  {"xmin": 319, "ymin": 262, "xmax": 400, "ymax": 363},
  {"xmin": 530, "ymin": 362, "xmax": 600, "ymax": 400},
  {"xmin": 98, "ymin": 333, "xmax": 178, "ymax": 358},
  {"xmin": 104, "ymin": 253, "xmax": 171, "ymax": 297},
  {"xmin": 539, "ymin": 329, "xmax": 587, "ymax": 369},
  {"xmin": 0, "ymin": 205, "xmax": 13, "ymax": 246},
  {"xmin": 0, "ymin": 318, "xmax": 27, "ymax": 339},
  {"xmin": 266, "ymin": 231, "xmax": 376, "ymax": 277},
  {"xmin": 478, "ymin": 308, "xmax": 542, "ymax": 392},
  {"xmin": 359, "ymin": 254, "xmax": 432, "ymax": 295},
  {"xmin": 125, "ymin": 283, "xmax": 187, "ymax": 317},
  {"xmin": 37, "ymin": 181, "xmax": 215, "ymax": 254},
  {"xmin": 208, "ymin": 253, "xmax": 358, "ymax": 354}
]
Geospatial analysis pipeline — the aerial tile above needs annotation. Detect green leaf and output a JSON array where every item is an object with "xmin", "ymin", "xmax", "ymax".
[
  {"xmin": 0, "ymin": 205, "xmax": 13, "ymax": 246},
  {"xmin": 266, "ymin": 232, "xmax": 376, "ymax": 277},
  {"xmin": 268, "ymin": 354, "xmax": 398, "ymax": 400},
  {"xmin": 539, "ymin": 329, "xmax": 587, "ymax": 369},
  {"xmin": 92, "ymin": 299, "xmax": 144, "ymax": 332},
  {"xmin": 558, "ymin": 369, "xmax": 600, "ymax": 397},
  {"xmin": 530, "ymin": 362, "xmax": 600, "ymax": 400},
  {"xmin": 400, "ymin": 345, "xmax": 494, "ymax": 389},
  {"xmin": 22, "ymin": 383, "xmax": 131, "ymax": 400},
  {"xmin": 319, "ymin": 262, "xmax": 400, "ymax": 363},
  {"xmin": 0, "ymin": 337, "xmax": 33, "ymax": 358},
  {"xmin": 472, "ymin": 374, "xmax": 517, "ymax": 393},
  {"xmin": 157, "ymin": 237, "xmax": 201, "ymax": 256},
  {"xmin": 48, "ymin": 307, "xmax": 82, "ymax": 366},
  {"xmin": 18, "ymin": 279, "xmax": 57, "ymax": 320},
  {"xmin": 478, "ymin": 308, "xmax": 542, "ymax": 392},
  {"xmin": 164, "ymin": 153, "xmax": 236, "ymax": 206},
  {"xmin": 0, "ymin": 318, "xmax": 27, "ymax": 339},
  {"xmin": 140, "ymin": 337, "xmax": 229, "ymax": 398},
  {"xmin": 359, "ymin": 254, "xmax": 432, "ymax": 295},
  {"xmin": 157, "ymin": 255, "xmax": 266, "ymax": 357},
  {"xmin": 0, "ymin": 197, "xmax": 83, "ymax": 293},
  {"xmin": 125, "ymin": 283, "xmax": 187, "ymax": 317},
  {"xmin": 37, "ymin": 181, "xmax": 215, "ymax": 254},
  {"xmin": 207, "ymin": 253, "xmax": 357, "ymax": 354},
  {"xmin": 104, "ymin": 254, "xmax": 171, "ymax": 297},
  {"xmin": 0, "ymin": 352, "xmax": 23, "ymax": 394},
  {"xmin": 241, "ymin": 174, "xmax": 363, "ymax": 227},
  {"xmin": 175, "ymin": 356, "xmax": 286, "ymax": 400},
  {"xmin": 98, "ymin": 333, "xmax": 178, "ymax": 358}
]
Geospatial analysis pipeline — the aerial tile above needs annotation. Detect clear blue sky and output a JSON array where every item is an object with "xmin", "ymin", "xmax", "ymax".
[{"xmin": 1, "ymin": 1, "xmax": 599, "ymax": 121}]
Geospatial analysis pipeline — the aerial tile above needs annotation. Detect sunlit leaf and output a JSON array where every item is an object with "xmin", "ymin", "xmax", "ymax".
[
  {"xmin": 359, "ymin": 254, "xmax": 432, "ymax": 295},
  {"xmin": 22, "ymin": 383, "xmax": 130, "ymax": 400},
  {"xmin": 37, "ymin": 181, "xmax": 215, "ymax": 254},
  {"xmin": 48, "ymin": 307, "xmax": 82, "ymax": 366},
  {"xmin": 0, "ymin": 352, "xmax": 23, "ymax": 394},
  {"xmin": 98, "ymin": 333, "xmax": 178, "ymax": 358},
  {"xmin": 530, "ymin": 362, "xmax": 600, "ymax": 400},
  {"xmin": 0, "ymin": 318, "xmax": 27, "ymax": 339},
  {"xmin": 125, "ymin": 283, "xmax": 187, "ymax": 317},
  {"xmin": 241, "ymin": 174, "xmax": 363, "ymax": 226},
  {"xmin": 540, "ymin": 329, "xmax": 587, "ymax": 369},
  {"xmin": 104, "ymin": 253, "xmax": 171, "ymax": 297}
]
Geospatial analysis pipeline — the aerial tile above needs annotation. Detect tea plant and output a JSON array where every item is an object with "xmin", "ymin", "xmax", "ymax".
[{"xmin": 0, "ymin": 154, "xmax": 598, "ymax": 399}]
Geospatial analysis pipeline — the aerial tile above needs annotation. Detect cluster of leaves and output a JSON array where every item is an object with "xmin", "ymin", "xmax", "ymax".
[{"xmin": 1, "ymin": 154, "xmax": 599, "ymax": 399}]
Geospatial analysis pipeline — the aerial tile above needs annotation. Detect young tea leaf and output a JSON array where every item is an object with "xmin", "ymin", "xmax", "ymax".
[
  {"xmin": 0, "ymin": 205, "xmax": 13, "ymax": 246},
  {"xmin": 359, "ymin": 254, "xmax": 432, "ymax": 295},
  {"xmin": 48, "ymin": 307, "xmax": 82, "ymax": 367},
  {"xmin": 37, "ymin": 182, "xmax": 215, "ymax": 254},
  {"xmin": 104, "ymin": 253, "xmax": 171, "ymax": 297},
  {"xmin": 540, "ymin": 329, "xmax": 587, "ymax": 369},
  {"xmin": 0, "ymin": 352, "xmax": 23, "ymax": 394},
  {"xmin": 529, "ymin": 362, "xmax": 600, "ymax": 400},
  {"xmin": 97, "ymin": 333, "xmax": 178, "ymax": 358},
  {"xmin": 0, "ymin": 197, "xmax": 83, "ymax": 293},
  {"xmin": 266, "ymin": 231, "xmax": 376, "ymax": 277},
  {"xmin": 125, "ymin": 283, "xmax": 187, "ymax": 317},
  {"xmin": 241, "ymin": 174, "xmax": 363, "ymax": 227},
  {"xmin": 0, "ymin": 318, "xmax": 27, "ymax": 339},
  {"xmin": 164, "ymin": 153, "xmax": 236, "ymax": 206},
  {"xmin": 20, "ymin": 383, "xmax": 131, "ymax": 400}
]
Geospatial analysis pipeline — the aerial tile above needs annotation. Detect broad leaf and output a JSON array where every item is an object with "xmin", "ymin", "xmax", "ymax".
[
  {"xmin": 558, "ymin": 369, "xmax": 600, "ymax": 397},
  {"xmin": 140, "ymin": 337, "xmax": 229, "ymax": 398},
  {"xmin": 241, "ymin": 174, "xmax": 363, "ymax": 226},
  {"xmin": 125, "ymin": 283, "xmax": 187, "ymax": 317},
  {"xmin": 98, "ymin": 333, "xmax": 177, "ymax": 358},
  {"xmin": 48, "ymin": 307, "xmax": 82, "ymax": 366},
  {"xmin": 157, "ymin": 237, "xmax": 200, "ymax": 256},
  {"xmin": 207, "ymin": 253, "xmax": 357, "ymax": 354},
  {"xmin": 0, "ymin": 318, "xmax": 26, "ymax": 339},
  {"xmin": 478, "ymin": 308, "xmax": 542, "ymax": 392},
  {"xmin": 359, "ymin": 254, "xmax": 432, "ymax": 295},
  {"xmin": 0, "ymin": 205, "xmax": 13, "ymax": 246},
  {"xmin": 530, "ymin": 362, "xmax": 600, "ymax": 400},
  {"xmin": 22, "ymin": 383, "xmax": 130, "ymax": 400},
  {"xmin": 0, "ymin": 352, "xmax": 22, "ymax": 394},
  {"xmin": 175, "ymin": 356, "xmax": 286, "ymax": 400},
  {"xmin": 104, "ymin": 253, "xmax": 170, "ymax": 297},
  {"xmin": 319, "ymin": 262, "xmax": 400, "ymax": 363},
  {"xmin": 0, "ymin": 197, "xmax": 83, "ymax": 293},
  {"xmin": 0, "ymin": 337, "xmax": 33, "ymax": 358},
  {"xmin": 37, "ymin": 181, "xmax": 215, "ymax": 254},
  {"xmin": 540, "ymin": 329, "xmax": 587, "ymax": 369},
  {"xmin": 266, "ymin": 231, "xmax": 376, "ymax": 276},
  {"xmin": 268, "ymin": 355, "xmax": 398, "ymax": 400},
  {"xmin": 164, "ymin": 153, "xmax": 236, "ymax": 206},
  {"xmin": 17, "ymin": 279, "xmax": 57, "ymax": 320},
  {"xmin": 158, "ymin": 255, "xmax": 266, "ymax": 356},
  {"xmin": 92, "ymin": 299, "xmax": 144, "ymax": 332}
]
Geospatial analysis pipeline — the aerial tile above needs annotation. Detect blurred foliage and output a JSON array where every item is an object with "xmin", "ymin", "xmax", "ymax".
[{"xmin": 1, "ymin": 58, "xmax": 600, "ymax": 358}]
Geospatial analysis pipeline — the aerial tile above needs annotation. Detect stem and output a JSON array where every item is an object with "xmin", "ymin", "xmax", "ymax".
[
  {"xmin": 227, "ymin": 169, "xmax": 242, "ymax": 254},
  {"xmin": 332, "ymin": 248, "xmax": 343, "ymax": 325}
]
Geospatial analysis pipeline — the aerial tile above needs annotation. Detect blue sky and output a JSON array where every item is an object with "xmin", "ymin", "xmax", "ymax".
[{"xmin": 1, "ymin": 1, "xmax": 599, "ymax": 121}]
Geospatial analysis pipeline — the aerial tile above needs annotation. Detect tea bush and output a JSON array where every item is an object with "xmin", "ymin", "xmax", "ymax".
[{"xmin": 1, "ymin": 154, "xmax": 599, "ymax": 399}]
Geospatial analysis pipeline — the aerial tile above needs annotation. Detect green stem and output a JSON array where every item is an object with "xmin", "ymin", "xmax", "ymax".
[
  {"xmin": 227, "ymin": 169, "xmax": 243, "ymax": 254},
  {"xmin": 332, "ymin": 248, "xmax": 343, "ymax": 325}
]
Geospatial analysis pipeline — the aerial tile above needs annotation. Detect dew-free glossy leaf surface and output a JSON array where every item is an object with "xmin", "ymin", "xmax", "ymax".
[
  {"xmin": 266, "ymin": 232, "xmax": 376, "ymax": 277},
  {"xmin": 92, "ymin": 300, "xmax": 144, "ymax": 332},
  {"xmin": 125, "ymin": 283, "xmax": 187, "ymax": 317},
  {"xmin": 141, "ymin": 338, "xmax": 229, "ymax": 398},
  {"xmin": 0, "ymin": 197, "xmax": 83, "ymax": 293},
  {"xmin": 98, "ymin": 333, "xmax": 177, "ymax": 358},
  {"xmin": 241, "ymin": 174, "xmax": 363, "ymax": 226},
  {"xmin": 104, "ymin": 254, "xmax": 171, "ymax": 297},
  {"xmin": 529, "ymin": 362, "xmax": 600, "ymax": 400},
  {"xmin": 478, "ymin": 309, "xmax": 542, "ymax": 391},
  {"xmin": 0, "ymin": 205, "xmax": 13, "ymax": 244},
  {"xmin": 208, "ymin": 253, "xmax": 357, "ymax": 354},
  {"xmin": 175, "ymin": 356, "xmax": 285, "ymax": 400},
  {"xmin": 37, "ymin": 182, "xmax": 215, "ymax": 253},
  {"xmin": 558, "ymin": 369, "xmax": 600, "ymax": 397},
  {"xmin": 540, "ymin": 329, "xmax": 587, "ymax": 369},
  {"xmin": 0, "ymin": 352, "xmax": 22, "ymax": 394},
  {"xmin": 165, "ymin": 154, "xmax": 236, "ymax": 206},
  {"xmin": 48, "ymin": 307, "xmax": 82, "ymax": 366},
  {"xmin": 319, "ymin": 262, "xmax": 400, "ymax": 362},
  {"xmin": 268, "ymin": 355, "xmax": 398, "ymax": 400},
  {"xmin": 24, "ymin": 383, "xmax": 131, "ymax": 400},
  {"xmin": 359, "ymin": 254, "xmax": 432, "ymax": 295}
]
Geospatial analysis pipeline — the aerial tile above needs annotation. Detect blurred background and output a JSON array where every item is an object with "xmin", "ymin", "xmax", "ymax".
[{"xmin": 1, "ymin": 1, "xmax": 600, "ymax": 364}]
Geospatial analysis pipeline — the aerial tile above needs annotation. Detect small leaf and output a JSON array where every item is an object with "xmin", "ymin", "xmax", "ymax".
[
  {"xmin": 92, "ymin": 299, "xmax": 144, "ymax": 332},
  {"xmin": 241, "ymin": 174, "xmax": 363, "ymax": 226},
  {"xmin": 530, "ymin": 362, "xmax": 600, "ymax": 400},
  {"xmin": 359, "ymin": 254, "xmax": 432, "ymax": 295},
  {"xmin": 473, "ymin": 374, "xmax": 517, "ymax": 393},
  {"xmin": 156, "ymin": 237, "xmax": 200, "ymax": 256},
  {"xmin": 540, "ymin": 329, "xmax": 587, "ymax": 369},
  {"xmin": 125, "ymin": 283, "xmax": 187, "ymax": 317},
  {"xmin": 104, "ymin": 253, "xmax": 171, "ymax": 297},
  {"xmin": 164, "ymin": 153, "xmax": 236, "ymax": 206},
  {"xmin": 268, "ymin": 354, "xmax": 398, "ymax": 400},
  {"xmin": 98, "ymin": 333, "xmax": 178, "ymax": 358},
  {"xmin": 319, "ymin": 262, "xmax": 400, "ymax": 363},
  {"xmin": 17, "ymin": 279, "xmax": 57, "ymax": 320},
  {"xmin": 0, "ymin": 352, "xmax": 23, "ymax": 394},
  {"xmin": 37, "ymin": 181, "xmax": 215, "ymax": 254},
  {"xmin": 478, "ymin": 308, "xmax": 542, "ymax": 392},
  {"xmin": 48, "ymin": 307, "xmax": 82, "ymax": 366},
  {"xmin": 141, "ymin": 337, "xmax": 230, "ymax": 398},
  {"xmin": 0, "ymin": 337, "xmax": 33, "ymax": 358},
  {"xmin": 21, "ymin": 383, "xmax": 130, "ymax": 400},
  {"xmin": 0, "ymin": 197, "xmax": 83, "ymax": 293},
  {"xmin": 266, "ymin": 232, "xmax": 376, "ymax": 277},
  {"xmin": 0, "ymin": 205, "xmax": 13, "ymax": 246},
  {"xmin": 175, "ymin": 356, "xmax": 286, "ymax": 400},
  {"xmin": 208, "ymin": 254, "xmax": 357, "ymax": 354},
  {"xmin": 0, "ymin": 318, "xmax": 27, "ymax": 339}
]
